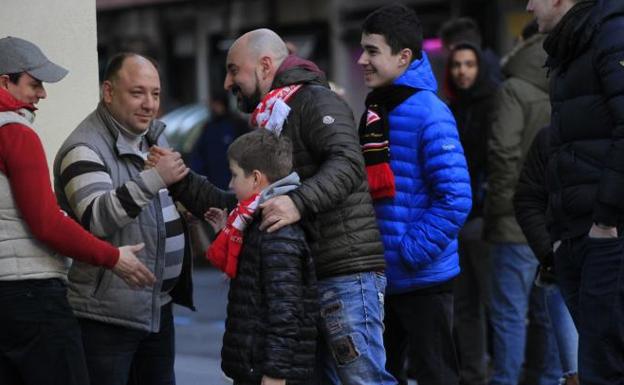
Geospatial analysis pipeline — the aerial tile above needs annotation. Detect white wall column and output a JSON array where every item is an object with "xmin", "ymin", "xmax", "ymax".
[{"xmin": 2, "ymin": 0, "xmax": 100, "ymax": 172}]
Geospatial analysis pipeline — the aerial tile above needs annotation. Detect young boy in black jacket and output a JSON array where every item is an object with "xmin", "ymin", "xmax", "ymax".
[{"xmin": 156, "ymin": 129, "xmax": 318, "ymax": 385}]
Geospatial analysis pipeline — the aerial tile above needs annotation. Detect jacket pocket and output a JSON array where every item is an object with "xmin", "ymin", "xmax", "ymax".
[{"xmin": 91, "ymin": 268, "xmax": 112, "ymax": 299}]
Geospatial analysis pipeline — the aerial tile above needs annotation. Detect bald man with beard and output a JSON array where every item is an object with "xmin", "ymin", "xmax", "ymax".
[{"xmin": 164, "ymin": 29, "xmax": 395, "ymax": 385}]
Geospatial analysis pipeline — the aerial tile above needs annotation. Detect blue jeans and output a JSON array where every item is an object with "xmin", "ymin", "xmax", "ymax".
[
  {"xmin": 316, "ymin": 272, "xmax": 397, "ymax": 385},
  {"xmin": 542, "ymin": 283, "xmax": 578, "ymax": 379},
  {"xmin": 489, "ymin": 243, "xmax": 561, "ymax": 385}
]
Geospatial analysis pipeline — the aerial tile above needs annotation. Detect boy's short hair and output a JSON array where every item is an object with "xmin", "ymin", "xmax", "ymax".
[
  {"xmin": 227, "ymin": 129, "xmax": 293, "ymax": 183},
  {"xmin": 439, "ymin": 17, "xmax": 483, "ymax": 48},
  {"xmin": 362, "ymin": 4, "xmax": 423, "ymax": 61}
]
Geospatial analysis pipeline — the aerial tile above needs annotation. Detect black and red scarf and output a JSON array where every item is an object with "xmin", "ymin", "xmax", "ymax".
[{"xmin": 359, "ymin": 85, "xmax": 417, "ymax": 200}]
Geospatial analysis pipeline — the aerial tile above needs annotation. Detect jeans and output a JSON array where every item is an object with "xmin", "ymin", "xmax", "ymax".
[
  {"xmin": 385, "ymin": 280, "xmax": 459, "ymax": 385},
  {"xmin": 489, "ymin": 243, "xmax": 561, "ymax": 385},
  {"xmin": 454, "ymin": 238, "xmax": 491, "ymax": 385},
  {"xmin": 315, "ymin": 272, "xmax": 397, "ymax": 385},
  {"xmin": 556, "ymin": 236, "xmax": 624, "ymax": 385},
  {"xmin": 0, "ymin": 279, "xmax": 89, "ymax": 385},
  {"xmin": 79, "ymin": 302, "xmax": 176, "ymax": 385},
  {"xmin": 522, "ymin": 285, "xmax": 562, "ymax": 385},
  {"xmin": 542, "ymin": 283, "xmax": 578, "ymax": 378}
]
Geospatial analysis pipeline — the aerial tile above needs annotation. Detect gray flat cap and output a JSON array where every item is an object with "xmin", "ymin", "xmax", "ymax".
[{"xmin": 0, "ymin": 36, "xmax": 68, "ymax": 83}]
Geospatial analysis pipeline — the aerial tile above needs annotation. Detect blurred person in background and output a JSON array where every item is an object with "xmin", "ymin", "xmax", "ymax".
[
  {"xmin": 483, "ymin": 20, "xmax": 561, "ymax": 385},
  {"xmin": 189, "ymin": 90, "xmax": 248, "ymax": 190},
  {"xmin": 514, "ymin": 126, "xmax": 580, "ymax": 385},
  {"xmin": 439, "ymin": 17, "xmax": 503, "ymax": 85},
  {"xmin": 445, "ymin": 41, "xmax": 497, "ymax": 385}
]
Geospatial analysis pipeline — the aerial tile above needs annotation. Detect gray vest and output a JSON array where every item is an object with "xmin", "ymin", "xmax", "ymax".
[
  {"xmin": 0, "ymin": 112, "xmax": 70, "ymax": 281},
  {"xmin": 54, "ymin": 107, "xmax": 173, "ymax": 332}
]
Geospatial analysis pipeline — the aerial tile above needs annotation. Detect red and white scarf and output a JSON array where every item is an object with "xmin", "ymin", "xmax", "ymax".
[
  {"xmin": 205, "ymin": 193, "xmax": 260, "ymax": 278},
  {"xmin": 250, "ymin": 84, "xmax": 302, "ymax": 135}
]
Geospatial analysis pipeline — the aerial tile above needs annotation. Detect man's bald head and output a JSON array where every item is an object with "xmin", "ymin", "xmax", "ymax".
[
  {"xmin": 224, "ymin": 29, "xmax": 290, "ymax": 113},
  {"xmin": 230, "ymin": 29, "xmax": 289, "ymax": 65},
  {"xmin": 103, "ymin": 53, "xmax": 158, "ymax": 84},
  {"xmin": 101, "ymin": 53, "xmax": 161, "ymax": 135}
]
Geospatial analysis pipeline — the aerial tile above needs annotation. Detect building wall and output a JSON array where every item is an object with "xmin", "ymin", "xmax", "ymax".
[{"xmin": 3, "ymin": 0, "xmax": 100, "ymax": 171}]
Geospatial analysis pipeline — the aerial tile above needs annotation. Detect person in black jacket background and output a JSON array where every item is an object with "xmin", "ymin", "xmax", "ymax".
[
  {"xmin": 528, "ymin": 0, "xmax": 624, "ymax": 382},
  {"xmin": 514, "ymin": 128, "xmax": 579, "ymax": 385},
  {"xmin": 445, "ymin": 42, "xmax": 496, "ymax": 385}
]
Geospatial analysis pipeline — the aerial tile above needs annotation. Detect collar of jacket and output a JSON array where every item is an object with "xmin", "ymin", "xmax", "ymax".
[
  {"xmin": 258, "ymin": 172, "xmax": 301, "ymax": 204},
  {"xmin": 96, "ymin": 101, "xmax": 166, "ymax": 157},
  {"xmin": 271, "ymin": 56, "xmax": 328, "ymax": 90},
  {"xmin": 394, "ymin": 52, "xmax": 438, "ymax": 93},
  {"xmin": 544, "ymin": 1, "xmax": 597, "ymax": 69},
  {"xmin": 0, "ymin": 87, "xmax": 36, "ymax": 114}
]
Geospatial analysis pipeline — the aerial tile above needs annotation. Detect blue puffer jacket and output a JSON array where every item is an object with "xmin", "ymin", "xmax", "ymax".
[{"xmin": 374, "ymin": 53, "xmax": 472, "ymax": 294}]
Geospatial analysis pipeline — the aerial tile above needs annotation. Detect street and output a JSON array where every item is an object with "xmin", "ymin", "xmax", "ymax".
[{"xmin": 174, "ymin": 268, "xmax": 230, "ymax": 385}]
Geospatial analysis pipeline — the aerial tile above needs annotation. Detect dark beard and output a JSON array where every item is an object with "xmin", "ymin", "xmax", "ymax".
[{"xmin": 232, "ymin": 84, "xmax": 262, "ymax": 113}]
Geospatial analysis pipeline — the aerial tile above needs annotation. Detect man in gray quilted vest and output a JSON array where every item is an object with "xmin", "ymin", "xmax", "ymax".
[{"xmin": 53, "ymin": 53, "xmax": 192, "ymax": 385}]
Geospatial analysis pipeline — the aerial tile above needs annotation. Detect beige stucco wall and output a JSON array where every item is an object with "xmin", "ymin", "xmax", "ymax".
[{"xmin": 2, "ymin": 0, "xmax": 99, "ymax": 171}]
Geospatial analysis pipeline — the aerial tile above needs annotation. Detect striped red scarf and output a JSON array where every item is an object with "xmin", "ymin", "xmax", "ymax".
[
  {"xmin": 205, "ymin": 193, "xmax": 260, "ymax": 278},
  {"xmin": 250, "ymin": 84, "xmax": 302, "ymax": 135},
  {"xmin": 359, "ymin": 85, "xmax": 417, "ymax": 200}
]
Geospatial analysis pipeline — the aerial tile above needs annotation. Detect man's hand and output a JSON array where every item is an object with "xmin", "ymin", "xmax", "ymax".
[
  {"xmin": 150, "ymin": 148, "xmax": 189, "ymax": 186},
  {"xmin": 145, "ymin": 145, "xmax": 173, "ymax": 169},
  {"xmin": 261, "ymin": 375, "xmax": 286, "ymax": 385},
  {"xmin": 204, "ymin": 207, "xmax": 228, "ymax": 233},
  {"xmin": 113, "ymin": 243, "xmax": 156, "ymax": 288},
  {"xmin": 259, "ymin": 195, "xmax": 301, "ymax": 233},
  {"xmin": 588, "ymin": 223, "xmax": 618, "ymax": 239}
]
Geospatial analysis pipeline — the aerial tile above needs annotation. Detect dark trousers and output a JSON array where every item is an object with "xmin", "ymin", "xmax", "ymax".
[
  {"xmin": 384, "ymin": 281, "xmax": 459, "ymax": 385},
  {"xmin": 79, "ymin": 302, "xmax": 176, "ymax": 385},
  {"xmin": 454, "ymin": 238, "xmax": 490, "ymax": 385},
  {"xmin": 0, "ymin": 278, "xmax": 89, "ymax": 385},
  {"xmin": 556, "ymin": 236, "xmax": 624, "ymax": 385}
]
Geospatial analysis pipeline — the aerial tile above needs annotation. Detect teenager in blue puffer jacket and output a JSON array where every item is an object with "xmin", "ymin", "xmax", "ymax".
[{"xmin": 358, "ymin": 5, "xmax": 472, "ymax": 385}]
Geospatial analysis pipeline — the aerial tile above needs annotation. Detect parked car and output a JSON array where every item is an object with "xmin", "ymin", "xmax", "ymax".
[{"xmin": 161, "ymin": 103, "xmax": 210, "ymax": 157}]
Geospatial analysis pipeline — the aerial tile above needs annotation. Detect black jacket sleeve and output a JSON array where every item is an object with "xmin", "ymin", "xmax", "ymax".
[
  {"xmin": 593, "ymin": 15, "xmax": 624, "ymax": 225},
  {"xmin": 288, "ymin": 87, "xmax": 366, "ymax": 218},
  {"xmin": 513, "ymin": 128, "xmax": 553, "ymax": 265},
  {"xmin": 169, "ymin": 170, "xmax": 237, "ymax": 218},
  {"xmin": 259, "ymin": 227, "xmax": 308, "ymax": 379}
]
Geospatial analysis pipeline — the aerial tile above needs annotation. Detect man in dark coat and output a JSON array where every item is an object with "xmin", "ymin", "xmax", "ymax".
[{"xmin": 528, "ymin": 0, "xmax": 624, "ymax": 382}]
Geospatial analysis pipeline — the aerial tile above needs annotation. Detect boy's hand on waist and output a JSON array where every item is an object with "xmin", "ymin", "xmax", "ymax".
[{"xmin": 259, "ymin": 196, "xmax": 301, "ymax": 233}]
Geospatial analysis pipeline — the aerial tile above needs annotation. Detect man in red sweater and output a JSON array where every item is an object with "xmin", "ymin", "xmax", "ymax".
[{"xmin": 0, "ymin": 36, "xmax": 156, "ymax": 385}]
